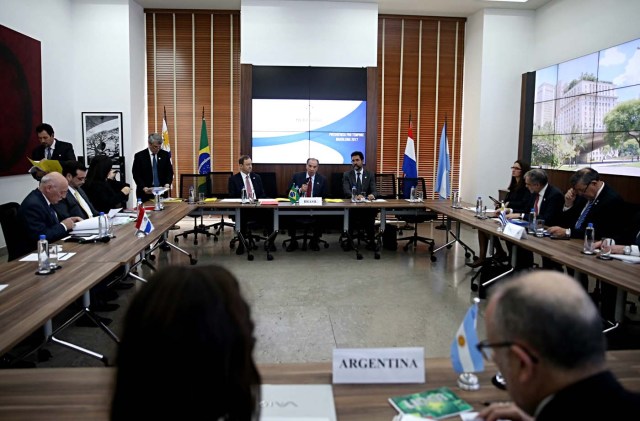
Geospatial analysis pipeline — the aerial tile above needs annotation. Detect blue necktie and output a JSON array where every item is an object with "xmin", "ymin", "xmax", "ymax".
[
  {"xmin": 50, "ymin": 205, "xmax": 59, "ymax": 223},
  {"xmin": 574, "ymin": 200, "xmax": 593, "ymax": 230},
  {"xmin": 152, "ymin": 154, "xmax": 160, "ymax": 187}
]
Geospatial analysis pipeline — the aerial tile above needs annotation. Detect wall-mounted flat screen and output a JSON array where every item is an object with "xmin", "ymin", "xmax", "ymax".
[{"xmin": 531, "ymin": 37, "xmax": 640, "ymax": 177}]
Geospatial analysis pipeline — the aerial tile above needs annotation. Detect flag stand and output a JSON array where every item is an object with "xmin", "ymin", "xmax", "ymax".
[{"xmin": 457, "ymin": 372, "xmax": 480, "ymax": 391}]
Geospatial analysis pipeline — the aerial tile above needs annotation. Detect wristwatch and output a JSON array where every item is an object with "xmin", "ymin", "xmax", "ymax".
[
  {"xmin": 624, "ymin": 246, "xmax": 631, "ymax": 255},
  {"xmin": 565, "ymin": 228, "xmax": 571, "ymax": 237}
]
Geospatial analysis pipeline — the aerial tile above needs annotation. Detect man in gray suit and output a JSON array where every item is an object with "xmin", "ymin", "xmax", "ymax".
[
  {"xmin": 342, "ymin": 151, "xmax": 377, "ymax": 249},
  {"xmin": 53, "ymin": 160, "xmax": 98, "ymax": 220}
]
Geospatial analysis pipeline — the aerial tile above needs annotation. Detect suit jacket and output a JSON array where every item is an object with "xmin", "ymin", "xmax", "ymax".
[
  {"xmin": 537, "ymin": 371, "xmax": 640, "ymax": 420},
  {"xmin": 561, "ymin": 183, "xmax": 624, "ymax": 240},
  {"xmin": 289, "ymin": 172, "xmax": 328, "ymax": 198},
  {"xmin": 18, "ymin": 189, "xmax": 70, "ymax": 248},
  {"xmin": 31, "ymin": 139, "xmax": 76, "ymax": 162},
  {"xmin": 504, "ymin": 186, "xmax": 532, "ymax": 214},
  {"xmin": 228, "ymin": 172, "xmax": 266, "ymax": 199},
  {"xmin": 525, "ymin": 183, "xmax": 564, "ymax": 227},
  {"xmin": 53, "ymin": 187, "xmax": 98, "ymax": 220},
  {"xmin": 131, "ymin": 149, "xmax": 174, "ymax": 202},
  {"xmin": 84, "ymin": 179, "xmax": 129, "ymax": 213},
  {"xmin": 342, "ymin": 169, "xmax": 377, "ymax": 198}
]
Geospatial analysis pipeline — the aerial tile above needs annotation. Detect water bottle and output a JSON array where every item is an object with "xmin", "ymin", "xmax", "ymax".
[
  {"xmin": 137, "ymin": 198, "xmax": 143, "ymax": 211},
  {"xmin": 37, "ymin": 235, "xmax": 50, "ymax": 274},
  {"xmin": 241, "ymin": 187, "xmax": 247, "ymax": 204},
  {"xmin": 583, "ymin": 223, "xmax": 595, "ymax": 254},
  {"xmin": 188, "ymin": 185, "xmax": 195, "ymax": 204},
  {"xmin": 475, "ymin": 196, "xmax": 481, "ymax": 216},
  {"xmin": 98, "ymin": 212, "xmax": 108, "ymax": 237},
  {"xmin": 410, "ymin": 186, "xmax": 416, "ymax": 202},
  {"xmin": 528, "ymin": 208, "xmax": 536, "ymax": 235},
  {"xmin": 351, "ymin": 186, "xmax": 357, "ymax": 202}
]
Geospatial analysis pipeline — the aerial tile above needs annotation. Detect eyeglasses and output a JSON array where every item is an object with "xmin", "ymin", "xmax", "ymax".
[
  {"xmin": 476, "ymin": 340, "xmax": 539, "ymax": 363},
  {"xmin": 510, "ymin": 166, "xmax": 522, "ymax": 171},
  {"xmin": 576, "ymin": 182, "xmax": 592, "ymax": 195}
]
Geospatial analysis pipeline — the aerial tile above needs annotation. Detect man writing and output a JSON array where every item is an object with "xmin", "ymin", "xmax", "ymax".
[
  {"xmin": 132, "ymin": 133, "xmax": 174, "ymax": 203},
  {"xmin": 478, "ymin": 271, "xmax": 640, "ymax": 421},
  {"xmin": 53, "ymin": 160, "xmax": 98, "ymax": 220},
  {"xmin": 285, "ymin": 158, "xmax": 328, "ymax": 252}
]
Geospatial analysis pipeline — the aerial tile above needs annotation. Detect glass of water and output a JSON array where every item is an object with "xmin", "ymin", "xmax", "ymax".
[
  {"xmin": 417, "ymin": 191, "xmax": 423, "ymax": 202},
  {"xmin": 49, "ymin": 245, "xmax": 59, "ymax": 270},
  {"xmin": 535, "ymin": 219, "xmax": 545, "ymax": 237},
  {"xmin": 198, "ymin": 192, "xmax": 205, "ymax": 204},
  {"xmin": 600, "ymin": 238, "xmax": 613, "ymax": 260}
]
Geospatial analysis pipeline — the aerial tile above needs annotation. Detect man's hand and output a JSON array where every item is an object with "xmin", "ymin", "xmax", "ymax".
[
  {"xmin": 121, "ymin": 186, "xmax": 131, "ymax": 195},
  {"xmin": 477, "ymin": 402, "xmax": 533, "ymax": 421},
  {"xmin": 62, "ymin": 216, "xmax": 83, "ymax": 230},
  {"xmin": 143, "ymin": 187, "xmax": 153, "ymax": 194},
  {"xmin": 564, "ymin": 187, "xmax": 577, "ymax": 208},
  {"xmin": 547, "ymin": 226, "xmax": 567, "ymax": 237}
]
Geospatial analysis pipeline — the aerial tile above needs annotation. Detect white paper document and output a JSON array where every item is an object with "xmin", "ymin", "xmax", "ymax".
[
  {"xmin": 259, "ymin": 384, "xmax": 336, "ymax": 421},
  {"xmin": 610, "ymin": 254, "xmax": 640, "ymax": 264},
  {"xmin": 71, "ymin": 216, "xmax": 101, "ymax": 234},
  {"xmin": 0, "ymin": 285, "xmax": 7, "ymax": 293}
]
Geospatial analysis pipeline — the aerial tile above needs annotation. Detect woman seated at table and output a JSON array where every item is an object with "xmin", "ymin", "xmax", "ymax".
[
  {"xmin": 83, "ymin": 155, "xmax": 131, "ymax": 213},
  {"xmin": 467, "ymin": 159, "xmax": 531, "ymax": 268},
  {"xmin": 111, "ymin": 265, "xmax": 261, "ymax": 421}
]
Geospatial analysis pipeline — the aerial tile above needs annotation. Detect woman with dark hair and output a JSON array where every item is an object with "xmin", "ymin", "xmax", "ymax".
[
  {"xmin": 111, "ymin": 265, "xmax": 261, "ymax": 421},
  {"xmin": 467, "ymin": 159, "xmax": 532, "ymax": 268},
  {"xmin": 83, "ymin": 155, "xmax": 130, "ymax": 212}
]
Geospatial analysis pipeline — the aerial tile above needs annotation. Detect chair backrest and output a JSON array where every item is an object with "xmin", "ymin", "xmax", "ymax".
[
  {"xmin": 329, "ymin": 172, "xmax": 345, "ymax": 199},
  {"xmin": 0, "ymin": 202, "xmax": 32, "ymax": 261},
  {"xmin": 255, "ymin": 172, "xmax": 278, "ymax": 198},
  {"xmin": 398, "ymin": 177, "xmax": 427, "ymax": 199},
  {"xmin": 178, "ymin": 174, "xmax": 209, "ymax": 200},
  {"xmin": 375, "ymin": 173, "xmax": 397, "ymax": 199},
  {"xmin": 208, "ymin": 171, "xmax": 233, "ymax": 199}
]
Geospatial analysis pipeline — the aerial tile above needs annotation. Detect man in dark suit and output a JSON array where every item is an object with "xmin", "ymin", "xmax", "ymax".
[
  {"xmin": 227, "ymin": 155, "xmax": 269, "ymax": 255},
  {"xmin": 18, "ymin": 172, "xmax": 83, "ymax": 249},
  {"xmin": 131, "ymin": 133, "xmax": 174, "ymax": 202},
  {"xmin": 30, "ymin": 123, "xmax": 76, "ymax": 180},
  {"xmin": 53, "ymin": 160, "xmax": 98, "ymax": 220},
  {"xmin": 479, "ymin": 271, "xmax": 640, "ymax": 421},
  {"xmin": 342, "ymin": 151, "xmax": 378, "ymax": 248},
  {"xmin": 285, "ymin": 158, "xmax": 328, "ymax": 252},
  {"xmin": 547, "ymin": 167, "xmax": 624, "ymax": 320}
]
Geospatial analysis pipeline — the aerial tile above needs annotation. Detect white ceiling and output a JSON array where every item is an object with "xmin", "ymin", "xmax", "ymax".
[{"xmin": 134, "ymin": 0, "xmax": 553, "ymax": 18}]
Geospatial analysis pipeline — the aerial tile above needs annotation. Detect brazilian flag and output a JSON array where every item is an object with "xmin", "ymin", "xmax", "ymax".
[
  {"xmin": 197, "ymin": 116, "xmax": 211, "ymax": 195},
  {"xmin": 288, "ymin": 183, "xmax": 299, "ymax": 203}
]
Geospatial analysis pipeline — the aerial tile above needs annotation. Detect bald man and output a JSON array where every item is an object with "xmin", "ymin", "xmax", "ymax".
[
  {"xmin": 478, "ymin": 271, "xmax": 640, "ymax": 421},
  {"xmin": 18, "ymin": 172, "xmax": 83, "ymax": 250}
]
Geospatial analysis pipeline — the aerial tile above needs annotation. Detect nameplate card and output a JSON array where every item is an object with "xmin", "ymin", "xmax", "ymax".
[
  {"xmin": 332, "ymin": 347, "xmax": 425, "ymax": 384},
  {"xmin": 503, "ymin": 223, "xmax": 527, "ymax": 240},
  {"xmin": 299, "ymin": 197, "xmax": 323, "ymax": 206}
]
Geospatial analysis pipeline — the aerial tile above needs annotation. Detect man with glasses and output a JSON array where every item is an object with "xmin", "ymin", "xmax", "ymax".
[
  {"xmin": 477, "ymin": 271, "xmax": 640, "ymax": 421},
  {"xmin": 53, "ymin": 160, "xmax": 98, "ymax": 220}
]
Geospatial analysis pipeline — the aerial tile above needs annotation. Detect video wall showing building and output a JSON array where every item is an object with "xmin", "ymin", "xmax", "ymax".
[{"xmin": 532, "ymin": 38, "xmax": 640, "ymax": 176}]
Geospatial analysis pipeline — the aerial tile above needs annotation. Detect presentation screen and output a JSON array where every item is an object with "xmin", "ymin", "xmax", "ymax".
[{"xmin": 252, "ymin": 99, "xmax": 366, "ymax": 164}]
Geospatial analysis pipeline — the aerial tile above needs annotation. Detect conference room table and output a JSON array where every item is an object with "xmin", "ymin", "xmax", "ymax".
[
  {"xmin": 0, "ymin": 202, "xmax": 196, "ymax": 358},
  {"xmin": 0, "ymin": 351, "xmax": 639, "ymax": 420}
]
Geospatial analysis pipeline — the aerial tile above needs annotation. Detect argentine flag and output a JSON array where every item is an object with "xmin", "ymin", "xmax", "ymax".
[
  {"xmin": 450, "ymin": 300, "xmax": 484, "ymax": 374},
  {"xmin": 435, "ymin": 122, "xmax": 450, "ymax": 199}
]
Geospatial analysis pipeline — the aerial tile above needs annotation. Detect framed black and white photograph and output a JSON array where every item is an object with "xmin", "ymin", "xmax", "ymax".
[{"xmin": 82, "ymin": 112, "xmax": 123, "ymax": 167}]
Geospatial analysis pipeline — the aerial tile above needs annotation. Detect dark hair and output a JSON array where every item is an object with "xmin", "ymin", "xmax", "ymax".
[
  {"xmin": 570, "ymin": 167, "xmax": 600, "ymax": 188},
  {"xmin": 350, "ymin": 151, "xmax": 364, "ymax": 160},
  {"xmin": 238, "ymin": 155, "xmax": 252, "ymax": 165},
  {"xmin": 508, "ymin": 159, "xmax": 531, "ymax": 192},
  {"xmin": 111, "ymin": 265, "xmax": 261, "ymax": 420},
  {"xmin": 35, "ymin": 123, "xmax": 54, "ymax": 136},
  {"xmin": 307, "ymin": 157, "xmax": 319, "ymax": 165},
  {"xmin": 85, "ymin": 155, "xmax": 113, "ymax": 187},
  {"xmin": 61, "ymin": 160, "xmax": 87, "ymax": 178}
]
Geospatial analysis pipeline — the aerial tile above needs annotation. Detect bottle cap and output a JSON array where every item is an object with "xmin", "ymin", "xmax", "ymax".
[
  {"xmin": 39, "ymin": 234, "xmax": 46, "ymax": 240},
  {"xmin": 587, "ymin": 222, "xmax": 593, "ymax": 227}
]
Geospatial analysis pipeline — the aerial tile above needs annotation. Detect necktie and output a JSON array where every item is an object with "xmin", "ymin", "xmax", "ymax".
[
  {"xmin": 356, "ymin": 171, "xmax": 362, "ymax": 192},
  {"xmin": 245, "ymin": 175, "xmax": 253, "ymax": 198},
  {"xmin": 46, "ymin": 147, "xmax": 52, "ymax": 159},
  {"xmin": 306, "ymin": 178, "xmax": 313, "ymax": 197},
  {"xmin": 50, "ymin": 205, "xmax": 59, "ymax": 223},
  {"xmin": 74, "ymin": 190, "xmax": 93, "ymax": 218},
  {"xmin": 574, "ymin": 200, "xmax": 593, "ymax": 230},
  {"xmin": 152, "ymin": 154, "xmax": 160, "ymax": 187},
  {"xmin": 534, "ymin": 193, "xmax": 540, "ymax": 215}
]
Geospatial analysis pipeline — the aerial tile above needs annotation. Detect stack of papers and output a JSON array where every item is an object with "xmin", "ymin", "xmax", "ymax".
[{"xmin": 610, "ymin": 254, "xmax": 640, "ymax": 264}]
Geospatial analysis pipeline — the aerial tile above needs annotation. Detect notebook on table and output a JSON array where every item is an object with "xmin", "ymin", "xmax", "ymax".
[{"xmin": 259, "ymin": 384, "xmax": 337, "ymax": 421}]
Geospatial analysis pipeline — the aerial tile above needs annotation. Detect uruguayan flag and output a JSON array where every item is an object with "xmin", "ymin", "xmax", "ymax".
[
  {"xmin": 450, "ymin": 301, "xmax": 484, "ymax": 374},
  {"xmin": 498, "ymin": 210, "xmax": 509, "ymax": 229}
]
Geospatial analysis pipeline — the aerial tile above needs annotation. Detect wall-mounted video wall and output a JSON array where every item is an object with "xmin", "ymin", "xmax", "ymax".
[
  {"xmin": 251, "ymin": 66, "xmax": 367, "ymax": 165},
  {"xmin": 531, "ymin": 37, "xmax": 640, "ymax": 177}
]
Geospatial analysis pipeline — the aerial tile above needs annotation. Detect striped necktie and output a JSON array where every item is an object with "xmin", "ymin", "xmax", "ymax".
[{"xmin": 574, "ymin": 200, "xmax": 593, "ymax": 230}]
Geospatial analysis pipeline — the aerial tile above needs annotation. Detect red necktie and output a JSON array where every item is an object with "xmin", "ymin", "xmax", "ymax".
[
  {"xmin": 307, "ymin": 178, "xmax": 313, "ymax": 197},
  {"xmin": 245, "ymin": 175, "xmax": 253, "ymax": 198},
  {"xmin": 534, "ymin": 194, "xmax": 540, "ymax": 215}
]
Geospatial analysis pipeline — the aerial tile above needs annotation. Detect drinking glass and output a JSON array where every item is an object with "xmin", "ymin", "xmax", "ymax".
[
  {"xmin": 600, "ymin": 238, "xmax": 613, "ymax": 260},
  {"xmin": 535, "ymin": 219, "xmax": 545, "ymax": 237},
  {"xmin": 417, "ymin": 191, "xmax": 423, "ymax": 202},
  {"xmin": 198, "ymin": 192, "xmax": 205, "ymax": 203},
  {"xmin": 49, "ymin": 245, "xmax": 59, "ymax": 270}
]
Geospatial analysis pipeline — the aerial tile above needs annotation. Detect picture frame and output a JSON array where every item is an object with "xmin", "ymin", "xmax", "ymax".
[{"xmin": 82, "ymin": 112, "xmax": 123, "ymax": 168}]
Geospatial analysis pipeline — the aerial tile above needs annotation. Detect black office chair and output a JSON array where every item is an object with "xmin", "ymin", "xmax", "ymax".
[
  {"xmin": 282, "ymin": 218, "xmax": 330, "ymax": 251},
  {"xmin": 375, "ymin": 173, "xmax": 397, "ymax": 199},
  {"xmin": 396, "ymin": 177, "xmax": 437, "ymax": 256},
  {"xmin": 207, "ymin": 171, "xmax": 235, "ymax": 235},
  {"xmin": 0, "ymin": 202, "xmax": 32, "ymax": 261},
  {"xmin": 174, "ymin": 174, "xmax": 217, "ymax": 245}
]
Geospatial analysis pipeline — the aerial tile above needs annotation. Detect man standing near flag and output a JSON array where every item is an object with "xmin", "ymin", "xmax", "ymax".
[
  {"xmin": 132, "ymin": 133, "xmax": 174, "ymax": 203},
  {"xmin": 478, "ymin": 271, "xmax": 640, "ymax": 421}
]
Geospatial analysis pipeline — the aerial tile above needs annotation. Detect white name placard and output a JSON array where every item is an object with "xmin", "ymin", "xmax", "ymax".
[
  {"xmin": 332, "ymin": 347, "xmax": 425, "ymax": 384},
  {"xmin": 299, "ymin": 197, "xmax": 323, "ymax": 206},
  {"xmin": 503, "ymin": 223, "xmax": 527, "ymax": 240}
]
